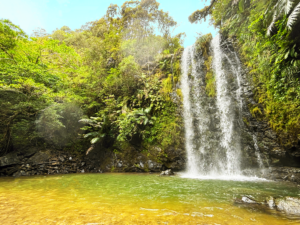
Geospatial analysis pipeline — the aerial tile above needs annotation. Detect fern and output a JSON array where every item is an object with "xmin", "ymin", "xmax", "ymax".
[{"xmin": 287, "ymin": 2, "xmax": 300, "ymax": 29}]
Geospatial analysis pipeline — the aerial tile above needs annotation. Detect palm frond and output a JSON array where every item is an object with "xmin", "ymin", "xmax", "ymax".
[
  {"xmin": 287, "ymin": 2, "xmax": 300, "ymax": 29},
  {"xmin": 267, "ymin": 13, "xmax": 278, "ymax": 36},
  {"xmin": 282, "ymin": 0, "xmax": 294, "ymax": 14}
]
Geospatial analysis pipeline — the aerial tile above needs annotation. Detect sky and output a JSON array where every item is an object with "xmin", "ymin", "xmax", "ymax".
[{"xmin": 0, "ymin": 0, "xmax": 217, "ymax": 47}]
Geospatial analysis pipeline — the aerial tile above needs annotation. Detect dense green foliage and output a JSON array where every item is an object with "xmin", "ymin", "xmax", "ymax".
[
  {"xmin": 0, "ymin": 0, "xmax": 183, "ymax": 156},
  {"xmin": 191, "ymin": 0, "xmax": 300, "ymax": 146},
  {"xmin": 195, "ymin": 33, "xmax": 216, "ymax": 97}
]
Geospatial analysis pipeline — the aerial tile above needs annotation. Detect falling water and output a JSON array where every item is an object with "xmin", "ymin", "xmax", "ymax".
[
  {"xmin": 211, "ymin": 35, "xmax": 242, "ymax": 176},
  {"xmin": 181, "ymin": 34, "xmax": 264, "ymax": 180},
  {"xmin": 253, "ymin": 135, "xmax": 265, "ymax": 169},
  {"xmin": 181, "ymin": 46, "xmax": 197, "ymax": 175}
]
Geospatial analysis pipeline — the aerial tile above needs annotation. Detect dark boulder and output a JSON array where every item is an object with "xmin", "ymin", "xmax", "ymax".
[
  {"xmin": 0, "ymin": 152, "xmax": 21, "ymax": 167},
  {"xmin": 27, "ymin": 150, "xmax": 51, "ymax": 165}
]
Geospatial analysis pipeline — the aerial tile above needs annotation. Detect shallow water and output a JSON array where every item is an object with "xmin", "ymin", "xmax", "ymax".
[{"xmin": 0, "ymin": 173, "xmax": 300, "ymax": 225}]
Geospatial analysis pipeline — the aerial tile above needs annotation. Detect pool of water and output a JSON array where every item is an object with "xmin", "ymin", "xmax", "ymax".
[{"xmin": 0, "ymin": 173, "xmax": 300, "ymax": 224}]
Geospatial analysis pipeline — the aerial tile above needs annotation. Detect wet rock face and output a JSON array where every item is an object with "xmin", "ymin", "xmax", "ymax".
[
  {"xmin": 0, "ymin": 152, "xmax": 21, "ymax": 167},
  {"xmin": 0, "ymin": 143, "xmax": 186, "ymax": 177},
  {"xmin": 93, "ymin": 145, "xmax": 186, "ymax": 173},
  {"xmin": 223, "ymin": 39, "xmax": 300, "ymax": 178},
  {"xmin": 27, "ymin": 150, "xmax": 51, "ymax": 165},
  {"xmin": 262, "ymin": 167, "xmax": 300, "ymax": 183},
  {"xmin": 0, "ymin": 148, "xmax": 97, "ymax": 177}
]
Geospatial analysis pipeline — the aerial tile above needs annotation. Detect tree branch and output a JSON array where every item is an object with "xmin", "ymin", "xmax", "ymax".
[{"xmin": 188, "ymin": 0, "xmax": 217, "ymax": 23}]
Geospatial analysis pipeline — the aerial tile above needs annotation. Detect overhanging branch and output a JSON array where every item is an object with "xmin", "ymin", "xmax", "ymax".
[{"xmin": 188, "ymin": 0, "xmax": 217, "ymax": 23}]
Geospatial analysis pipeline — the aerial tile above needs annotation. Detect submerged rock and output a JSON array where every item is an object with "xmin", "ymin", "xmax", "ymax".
[
  {"xmin": 160, "ymin": 169, "xmax": 174, "ymax": 176},
  {"xmin": 275, "ymin": 197, "xmax": 300, "ymax": 215},
  {"xmin": 235, "ymin": 196, "xmax": 259, "ymax": 204},
  {"xmin": 265, "ymin": 196, "xmax": 276, "ymax": 208},
  {"xmin": 236, "ymin": 195, "xmax": 300, "ymax": 216}
]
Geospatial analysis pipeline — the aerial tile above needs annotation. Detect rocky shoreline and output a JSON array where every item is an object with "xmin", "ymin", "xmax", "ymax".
[
  {"xmin": 0, "ymin": 146, "xmax": 186, "ymax": 177},
  {"xmin": 1, "ymin": 148, "xmax": 300, "ymax": 189}
]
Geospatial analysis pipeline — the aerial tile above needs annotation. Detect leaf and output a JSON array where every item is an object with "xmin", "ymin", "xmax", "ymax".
[
  {"xmin": 91, "ymin": 137, "xmax": 100, "ymax": 144},
  {"xmin": 144, "ymin": 106, "xmax": 152, "ymax": 114},
  {"xmin": 287, "ymin": 2, "xmax": 300, "ymax": 30},
  {"xmin": 144, "ymin": 117, "xmax": 149, "ymax": 125},
  {"xmin": 291, "ymin": 47, "xmax": 295, "ymax": 57},
  {"xmin": 285, "ymin": 51, "xmax": 290, "ymax": 59},
  {"xmin": 84, "ymin": 132, "xmax": 98, "ymax": 138},
  {"xmin": 78, "ymin": 118, "xmax": 95, "ymax": 124},
  {"xmin": 90, "ymin": 116, "xmax": 101, "ymax": 120}
]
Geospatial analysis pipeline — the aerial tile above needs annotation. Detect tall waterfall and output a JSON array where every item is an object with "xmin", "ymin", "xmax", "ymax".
[{"xmin": 181, "ymin": 34, "xmax": 249, "ymax": 179}]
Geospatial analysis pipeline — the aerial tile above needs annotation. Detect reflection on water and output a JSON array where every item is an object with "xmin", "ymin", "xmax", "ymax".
[{"xmin": 0, "ymin": 173, "xmax": 300, "ymax": 224}]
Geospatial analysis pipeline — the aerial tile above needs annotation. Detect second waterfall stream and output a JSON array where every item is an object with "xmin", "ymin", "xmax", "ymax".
[{"xmin": 180, "ymin": 34, "xmax": 262, "ymax": 180}]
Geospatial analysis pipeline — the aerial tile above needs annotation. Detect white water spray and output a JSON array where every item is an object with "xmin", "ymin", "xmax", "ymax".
[{"xmin": 180, "ymin": 34, "xmax": 264, "ymax": 180}]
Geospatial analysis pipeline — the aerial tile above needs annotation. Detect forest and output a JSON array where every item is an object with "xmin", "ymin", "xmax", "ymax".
[{"xmin": 0, "ymin": 0, "xmax": 184, "ymax": 158}]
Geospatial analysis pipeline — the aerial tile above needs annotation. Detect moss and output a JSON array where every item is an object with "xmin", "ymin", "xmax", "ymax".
[
  {"xmin": 111, "ymin": 166, "xmax": 115, "ymax": 172},
  {"xmin": 205, "ymin": 57, "xmax": 216, "ymax": 97},
  {"xmin": 161, "ymin": 74, "xmax": 173, "ymax": 101},
  {"xmin": 176, "ymin": 88, "xmax": 183, "ymax": 101},
  {"xmin": 197, "ymin": 38, "xmax": 216, "ymax": 98},
  {"xmin": 243, "ymin": 117, "xmax": 250, "ymax": 126},
  {"xmin": 251, "ymin": 106, "xmax": 262, "ymax": 116},
  {"xmin": 195, "ymin": 33, "xmax": 213, "ymax": 57}
]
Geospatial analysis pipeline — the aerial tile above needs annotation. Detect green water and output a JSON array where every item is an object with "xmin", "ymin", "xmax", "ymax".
[{"xmin": 0, "ymin": 173, "xmax": 299, "ymax": 224}]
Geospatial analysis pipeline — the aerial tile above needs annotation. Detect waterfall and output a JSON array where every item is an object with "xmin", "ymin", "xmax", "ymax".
[
  {"xmin": 211, "ymin": 35, "xmax": 242, "ymax": 176},
  {"xmin": 181, "ymin": 46, "xmax": 197, "ymax": 175},
  {"xmin": 180, "ymin": 34, "xmax": 264, "ymax": 180}
]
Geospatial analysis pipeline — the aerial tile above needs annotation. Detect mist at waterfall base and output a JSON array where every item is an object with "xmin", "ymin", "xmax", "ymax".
[{"xmin": 180, "ymin": 34, "xmax": 266, "ymax": 181}]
